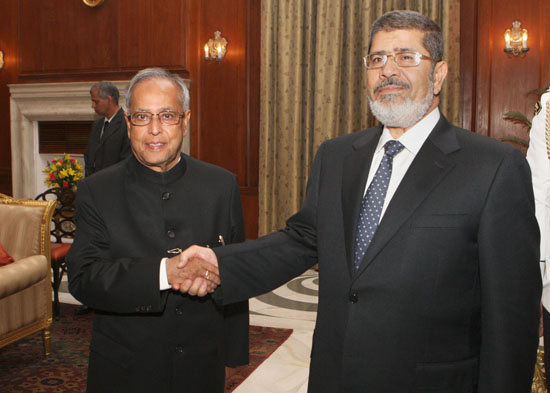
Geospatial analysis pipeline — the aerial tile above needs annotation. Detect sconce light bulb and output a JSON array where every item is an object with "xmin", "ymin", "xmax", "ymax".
[{"xmin": 204, "ymin": 44, "xmax": 209, "ymax": 59}]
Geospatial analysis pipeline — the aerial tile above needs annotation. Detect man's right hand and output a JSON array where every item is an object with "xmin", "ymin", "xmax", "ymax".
[{"xmin": 166, "ymin": 249, "xmax": 220, "ymax": 296}]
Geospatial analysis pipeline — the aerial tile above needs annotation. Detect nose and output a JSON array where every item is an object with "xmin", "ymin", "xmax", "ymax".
[
  {"xmin": 380, "ymin": 55, "xmax": 399, "ymax": 78},
  {"xmin": 149, "ymin": 115, "xmax": 162, "ymax": 135}
]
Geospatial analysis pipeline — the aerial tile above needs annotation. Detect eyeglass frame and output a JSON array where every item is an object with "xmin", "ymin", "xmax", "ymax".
[
  {"xmin": 363, "ymin": 51, "xmax": 435, "ymax": 69},
  {"xmin": 127, "ymin": 110, "xmax": 187, "ymax": 126}
]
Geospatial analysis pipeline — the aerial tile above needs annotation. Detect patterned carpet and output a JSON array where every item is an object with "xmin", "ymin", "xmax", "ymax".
[{"xmin": 0, "ymin": 304, "xmax": 292, "ymax": 393}]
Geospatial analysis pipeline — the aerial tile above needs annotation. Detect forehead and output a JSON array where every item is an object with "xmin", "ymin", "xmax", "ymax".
[
  {"xmin": 370, "ymin": 29, "xmax": 426, "ymax": 53},
  {"xmin": 90, "ymin": 89, "xmax": 103, "ymax": 100},
  {"xmin": 130, "ymin": 78, "xmax": 181, "ymax": 109}
]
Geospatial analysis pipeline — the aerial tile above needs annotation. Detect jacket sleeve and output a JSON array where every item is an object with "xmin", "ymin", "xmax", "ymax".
[
  {"xmin": 213, "ymin": 143, "xmax": 324, "ymax": 305},
  {"xmin": 66, "ymin": 179, "xmax": 168, "ymax": 314},
  {"xmin": 477, "ymin": 148, "xmax": 541, "ymax": 392}
]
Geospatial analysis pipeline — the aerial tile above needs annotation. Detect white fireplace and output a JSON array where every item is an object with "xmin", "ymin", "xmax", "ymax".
[{"xmin": 9, "ymin": 80, "xmax": 189, "ymax": 199}]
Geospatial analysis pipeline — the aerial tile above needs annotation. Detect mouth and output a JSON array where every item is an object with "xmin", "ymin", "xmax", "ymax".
[
  {"xmin": 374, "ymin": 78, "xmax": 410, "ymax": 96},
  {"xmin": 376, "ymin": 85, "xmax": 404, "ymax": 95},
  {"xmin": 146, "ymin": 142, "xmax": 166, "ymax": 151}
]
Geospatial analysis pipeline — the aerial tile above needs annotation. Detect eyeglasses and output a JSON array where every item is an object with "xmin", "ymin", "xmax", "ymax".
[
  {"xmin": 128, "ymin": 111, "xmax": 185, "ymax": 126},
  {"xmin": 363, "ymin": 51, "xmax": 435, "ymax": 69}
]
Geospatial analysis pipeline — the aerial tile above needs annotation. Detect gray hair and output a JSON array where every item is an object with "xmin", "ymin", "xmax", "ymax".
[
  {"xmin": 125, "ymin": 67, "xmax": 190, "ymax": 112},
  {"xmin": 90, "ymin": 81, "xmax": 120, "ymax": 105},
  {"xmin": 368, "ymin": 10, "xmax": 443, "ymax": 62}
]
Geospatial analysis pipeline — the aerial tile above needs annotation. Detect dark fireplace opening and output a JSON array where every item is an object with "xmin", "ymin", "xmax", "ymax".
[{"xmin": 38, "ymin": 121, "xmax": 94, "ymax": 154}]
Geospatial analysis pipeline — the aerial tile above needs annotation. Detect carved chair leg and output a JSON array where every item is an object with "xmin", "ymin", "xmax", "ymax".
[
  {"xmin": 42, "ymin": 327, "xmax": 51, "ymax": 358},
  {"xmin": 51, "ymin": 258, "xmax": 64, "ymax": 316}
]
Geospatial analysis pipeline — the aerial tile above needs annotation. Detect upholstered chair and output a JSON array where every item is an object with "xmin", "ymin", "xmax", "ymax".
[{"xmin": 0, "ymin": 194, "xmax": 56, "ymax": 356}]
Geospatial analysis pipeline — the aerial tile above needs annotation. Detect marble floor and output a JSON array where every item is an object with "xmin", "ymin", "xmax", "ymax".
[{"xmin": 59, "ymin": 269, "xmax": 319, "ymax": 393}]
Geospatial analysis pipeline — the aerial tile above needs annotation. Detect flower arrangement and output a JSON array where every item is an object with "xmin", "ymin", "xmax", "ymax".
[{"xmin": 43, "ymin": 154, "xmax": 84, "ymax": 189}]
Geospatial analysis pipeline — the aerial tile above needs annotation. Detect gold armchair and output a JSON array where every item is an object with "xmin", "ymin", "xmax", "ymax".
[{"xmin": 0, "ymin": 194, "xmax": 56, "ymax": 356}]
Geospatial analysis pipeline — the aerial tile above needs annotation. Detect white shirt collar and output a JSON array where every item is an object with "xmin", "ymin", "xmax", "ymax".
[
  {"xmin": 105, "ymin": 108, "xmax": 120, "ymax": 123},
  {"xmin": 376, "ymin": 107, "xmax": 441, "ymax": 154}
]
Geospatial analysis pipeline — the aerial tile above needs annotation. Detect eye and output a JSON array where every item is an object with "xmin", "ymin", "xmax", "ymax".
[
  {"xmin": 134, "ymin": 112, "xmax": 150, "ymax": 121},
  {"xmin": 161, "ymin": 112, "xmax": 176, "ymax": 121},
  {"xmin": 397, "ymin": 52, "xmax": 416, "ymax": 61},
  {"xmin": 370, "ymin": 54, "xmax": 385, "ymax": 63}
]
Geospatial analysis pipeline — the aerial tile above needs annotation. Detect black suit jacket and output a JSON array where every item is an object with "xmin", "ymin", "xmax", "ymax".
[
  {"xmin": 67, "ymin": 155, "xmax": 249, "ymax": 393},
  {"xmin": 84, "ymin": 107, "xmax": 131, "ymax": 177},
  {"xmin": 214, "ymin": 115, "xmax": 541, "ymax": 393}
]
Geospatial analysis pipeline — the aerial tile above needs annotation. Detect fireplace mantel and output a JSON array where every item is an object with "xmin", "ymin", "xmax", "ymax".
[{"xmin": 9, "ymin": 81, "xmax": 128, "ymax": 198}]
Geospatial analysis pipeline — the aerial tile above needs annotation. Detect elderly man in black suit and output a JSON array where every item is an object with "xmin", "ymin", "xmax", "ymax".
[
  {"xmin": 84, "ymin": 81, "xmax": 132, "ymax": 177},
  {"xmin": 67, "ymin": 68, "xmax": 248, "ymax": 393},
  {"xmin": 176, "ymin": 10, "xmax": 541, "ymax": 393}
]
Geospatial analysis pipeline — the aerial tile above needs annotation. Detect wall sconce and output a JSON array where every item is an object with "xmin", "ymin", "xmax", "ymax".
[
  {"xmin": 504, "ymin": 21, "xmax": 529, "ymax": 57},
  {"xmin": 0, "ymin": 50, "xmax": 4, "ymax": 70},
  {"xmin": 204, "ymin": 31, "xmax": 228, "ymax": 62}
]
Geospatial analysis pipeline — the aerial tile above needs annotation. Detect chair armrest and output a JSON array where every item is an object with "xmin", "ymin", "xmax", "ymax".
[{"xmin": 0, "ymin": 255, "xmax": 49, "ymax": 298}]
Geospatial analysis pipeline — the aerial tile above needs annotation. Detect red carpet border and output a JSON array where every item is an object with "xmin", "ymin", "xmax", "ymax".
[{"xmin": 0, "ymin": 303, "xmax": 292, "ymax": 393}]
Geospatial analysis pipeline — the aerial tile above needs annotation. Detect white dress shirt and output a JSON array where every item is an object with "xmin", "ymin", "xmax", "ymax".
[
  {"xmin": 526, "ymin": 92, "xmax": 550, "ymax": 310},
  {"xmin": 364, "ymin": 107, "xmax": 440, "ymax": 220}
]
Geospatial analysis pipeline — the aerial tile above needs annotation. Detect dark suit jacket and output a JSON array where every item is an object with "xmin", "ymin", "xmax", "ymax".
[
  {"xmin": 84, "ymin": 107, "xmax": 131, "ymax": 177},
  {"xmin": 67, "ymin": 155, "xmax": 249, "ymax": 393},
  {"xmin": 214, "ymin": 115, "xmax": 541, "ymax": 393}
]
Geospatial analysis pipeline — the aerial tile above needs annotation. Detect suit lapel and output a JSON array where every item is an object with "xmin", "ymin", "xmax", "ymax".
[
  {"xmin": 99, "ymin": 108, "xmax": 124, "ymax": 146},
  {"xmin": 342, "ymin": 127, "xmax": 382, "ymax": 276},
  {"xmin": 354, "ymin": 116, "xmax": 461, "ymax": 277}
]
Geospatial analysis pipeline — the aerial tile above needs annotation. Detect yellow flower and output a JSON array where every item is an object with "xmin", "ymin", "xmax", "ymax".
[{"xmin": 43, "ymin": 153, "xmax": 83, "ymax": 189}]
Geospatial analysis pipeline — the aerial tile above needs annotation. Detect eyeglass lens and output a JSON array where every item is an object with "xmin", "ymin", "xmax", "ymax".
[
  {"xmin": 129, "ymin": 111, "xmax": 182, "ymax": 126},
  {"xmin": 365, "ymin": 52, "xmax": 424, "ymax": 69}
]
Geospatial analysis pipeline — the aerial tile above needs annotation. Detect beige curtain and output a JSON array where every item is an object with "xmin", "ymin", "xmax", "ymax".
[{"xmin": 259, "ymin": 0, "xmax": 461, "ymax": 235}]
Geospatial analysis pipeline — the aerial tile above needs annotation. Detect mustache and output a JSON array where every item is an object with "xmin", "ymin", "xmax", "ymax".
[{"xmin": 374, "ymin": 78, "xmax": 410, "ymax": 94}]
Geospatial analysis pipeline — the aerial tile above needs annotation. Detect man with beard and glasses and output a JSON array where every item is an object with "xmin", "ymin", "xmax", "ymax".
[{"xmin": 173, "ymin": 10, "xmax": 541, "ymax": 393}]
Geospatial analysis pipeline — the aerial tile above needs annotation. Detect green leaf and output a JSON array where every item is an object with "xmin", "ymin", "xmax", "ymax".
[
  {"xmin": 501, "ymin": 136, "xmax": 529, "ymax": 147},
  {"xmin": 503, "ymin": 111, "xmax": 532, "ymax": 129}
]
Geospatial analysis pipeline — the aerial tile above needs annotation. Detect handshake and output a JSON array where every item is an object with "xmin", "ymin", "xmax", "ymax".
[{"xmin": 166, "ymin": 246, "xmax": 220, "ymax": 297}]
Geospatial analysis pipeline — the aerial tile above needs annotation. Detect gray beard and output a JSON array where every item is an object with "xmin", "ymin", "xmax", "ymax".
[{"xmin": 368, "ymin": 79, "xmax": 434, "ymax": 129}]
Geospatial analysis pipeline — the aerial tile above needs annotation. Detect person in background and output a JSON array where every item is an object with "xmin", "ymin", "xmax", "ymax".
[
  {"xmin": 526, "ymin": 88, "xmax": 550, "ymax": 388},
  {"xmin": 67, "ymin": 68, "xmax": 248, "ymax": 393},
  {"xmin": 176, "ymin": 10, "xmax": 541, "ymax": 393},
  {"xmin": 84, "ymin": 81, "xmax": 131, "ymax": 177}
]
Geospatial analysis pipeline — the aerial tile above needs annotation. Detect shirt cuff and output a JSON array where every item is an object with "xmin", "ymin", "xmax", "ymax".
[{"xmin": 159, "ymin": 257, "xmax": 172, "ymax": 291}]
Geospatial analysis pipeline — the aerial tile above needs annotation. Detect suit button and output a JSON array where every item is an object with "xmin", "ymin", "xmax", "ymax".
[
  {"xmin": 175, "ymin": 307, "xmax": 183, "ymax": 315},
  {"xmin": 162, "ymin": 192, "xmax": 171, "ymax": 200},
  {"xmin": 167, "ymin": 230, "xmax": 175, "ymax": 239},
  {"xmin": 175, "ymin": 345, "xmax": 184, "ymax": 354},
  {"xmin": 349, "ymin": 293, "xmax": 358, "ymax": 303}
]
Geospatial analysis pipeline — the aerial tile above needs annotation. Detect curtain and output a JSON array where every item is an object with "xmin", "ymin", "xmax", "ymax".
[{"xmin": 259, "ymin": 0, "xmax": 461, "ymax": 235}]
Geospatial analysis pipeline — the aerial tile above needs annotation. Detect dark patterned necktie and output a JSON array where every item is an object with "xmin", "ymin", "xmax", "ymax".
[
  {"xmin": 100, "ymin": 120, "xmax": 109, "ymax": 141},
  {"xmin": 353, "ymin": 140, "xmax": 405, "ymax": 270}
]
